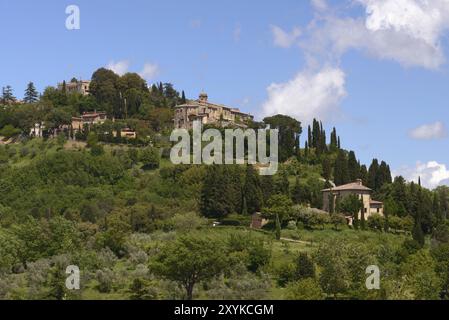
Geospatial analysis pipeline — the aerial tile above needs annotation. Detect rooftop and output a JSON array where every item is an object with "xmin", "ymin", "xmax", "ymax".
[
  {"xmin": 322, "ymin": 179, "xmax": 372, "ymax": 192},
  {"xmin": 175, "ymin": 92, "xmax": 253, "ymax": 118}
]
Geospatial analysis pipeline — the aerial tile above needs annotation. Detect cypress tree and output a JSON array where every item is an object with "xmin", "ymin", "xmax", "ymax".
[
  {"xmin": 243, "ymin": 165, "xmax": 263, "ymax": 214},
  {"xmin": 347, "ymin": 151, "xmax": 360, "ymax": 182},
  {"xmin": 308, "ymin": 125, "xmax": 312, "ymax": 148},
  {"xmin": 368, "ymin": 159, "xmax": 379, "ymax": 190},
  {"xmin": 260, "ymin": 175, "xmax": 274, "ymax": 205},
  {"xmin": 330, "ymin": 127, "xmax": 338, "ymax": 151},
  {"xmin": 304, "ymin": 141, "xmax": 309, "ymax": 158},
  {"xmin": 360, "ymin": 165, "xmax": 368, "ymax": 185},
  {"xmin": 334, "ymin": 150, "xmax": 349, "ymax": 186},
  {"xmin": 200, "ymin": 165, "xmax": 234, "ymax": 218},
  {"xmin": 329, "ymin": 192, "xmax": 335, "ymax": 214},
  {"xmin": 433, "ymin": 193, "xmax": 442, "ymax": 221},
  {"xmin": 181, "ymin": 90, "xmax": 186, "ymax": 104},
  {"xmin": 295, "ymin": 134, "xmax": 301, "ymax": 159},
  {"xmin": 322, "ymin": 157, "xmax": 332, "ymax": 181},
  {"xmin": 275, "ymin": 214, "xmax": 281, "ymax": 240},
  {"xmin": 241, "ymin": 196, "xmax": 248, "ymax": 215},
  {"xmin": 296, "ymin": 253, "xmax": 316, "ymax": 279},
  {"xmin": 412, "ymin": 186, "xmax": 425, "ymax": 247},
  {"xmin": 360, "ymin": 206, "xmax": 366, "ymax": 230},
  {"xmin": 292, "ymin": 177, "xmax": 301, "ymax": 204}
]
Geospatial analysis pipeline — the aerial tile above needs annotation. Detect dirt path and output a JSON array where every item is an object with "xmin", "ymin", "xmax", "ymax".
[{"xmin": 280, "ymin": 237, "xmax": 313, "ymax": 245}]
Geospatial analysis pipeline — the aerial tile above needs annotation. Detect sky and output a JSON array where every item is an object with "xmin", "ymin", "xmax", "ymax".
[{"xmin": 0, "ymin": 0, "xmax": 449, "ymax": 189}]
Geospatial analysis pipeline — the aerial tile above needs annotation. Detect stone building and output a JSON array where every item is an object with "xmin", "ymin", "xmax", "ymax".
[
  {"xmin": 58, "ymin": 80, "xmax": 91, "ymax": 96},
  {"xmin": 71, "ymin": 111, "xmax": 107, "ymax": 132},
  {"xmin": 113, "ymin": 128, "xmax": 137, "ymax": 139},
  {"xmin": 30, "ymin": 122, "xmax": 45, "ymax": 138},
  {"xmin": 322, "ymin": 179, "xmax": 384, "ymax": 220},
  {"xmin": 174, "ymin": 92, "xmax": 254, "ymax": 130},
  {"xmin": 250, "ymin": 213, "xmax": 269, "ymax": 230}
]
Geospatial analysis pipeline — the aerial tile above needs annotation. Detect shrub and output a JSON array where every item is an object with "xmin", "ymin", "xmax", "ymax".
[
  {"xmin": 330, "ymin": 213, "xmax": 347, "ymax": 231},
  {"xmin": 95, "ymin": 269, "xmax": 115, "ymax": 293},
  {"xmin": 276, "ymin": 263, "xmax": 296, "ymax": 287},
  {"xmin": 286, "ymin": 278, "xmax": 324, "ymax": 300},
  {"xmin": 170, "ymin": 212, "xmax": 206, "ymax": 232},
  {"xmin": 389, "ymin": 215, "xmax": 414, "ymax": 233},
  {"xmin": 367, "ymin": 214, "xmax": 385, "ymax": 232},
  {"xmin": 139, "ymin": 147, "xmax": 160, "ymax": 170},
  {"xmin": 297, "ymin": 207, "xmax": 330, "ymax": 230}
]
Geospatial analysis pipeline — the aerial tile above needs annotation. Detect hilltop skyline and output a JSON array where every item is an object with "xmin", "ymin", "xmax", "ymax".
[{"xmin": 1, "ymin": 0, "xmax": 449, "ymax": 188}]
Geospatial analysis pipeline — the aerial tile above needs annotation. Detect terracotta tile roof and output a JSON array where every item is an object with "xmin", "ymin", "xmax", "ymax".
[
  {"xmin": 175, "ymin": 100, "xmax": 253, "ymax": 118},
  {"xmin": 322, "ymin": 180, "xmax": 372, "ymax": 192}
]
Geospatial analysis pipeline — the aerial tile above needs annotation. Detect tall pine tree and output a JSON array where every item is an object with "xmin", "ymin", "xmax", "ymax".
[{"xmin": 24, "ymin": 82, "xmax": 39, "ymax": 103}]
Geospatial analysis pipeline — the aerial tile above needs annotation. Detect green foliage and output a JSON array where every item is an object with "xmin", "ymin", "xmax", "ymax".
[
  {"xmin": 263, "ymin": 114, "xmax": 302, "ymax": 162},
  {"xmin": 128, "ymin": 278, "xmax": 160, "ymax": 300},
  {"xmin": 286, "ymin": 279, "xmax": 324, "ymax": 300},
  {"xmin": 400, "ymin": 250, "xmax": 442, "ymax": 300},
  {"xmin": 0, "ymin": 125, "xmax": 21, "ymax": 138},
  {"xmin": 330, "ymin": 213, "xmax": 347, "ymax": 231},
  {"xmin": 243, "ymin": 165, "xmax": 263, "ymax": 214},
  {"xmin": 139, "ymin": 147, "xmax": 160, "ymax": 170},
  {"xmin": 337, "ymin": 194, "xmax": 363, "ymax": 224},
  {"xmin": 296, "ymin": 253, "xmax": 316, "ymax": 280},
  {"xmin": 24, "ymin": 82, "xmax": 39, "ymax": 104},
  {"xmin": 275, "ymin": 214, "xmax": 281, "ymax": 240},
  {"xmin": 263, "ymin": 194, "xmax": 293, "ymax": 223},
  {"xmin": 367, "ymin": 214, "xmax": 385, "ymax": 232},
  {"xmin": 200, "ymin": 165, "xmax": 242, "ymax": 219},
  {"xmin": 295, "ymin": 207, "xmax": 330, "ymax": 230},
  {"xmin": 149, "ymin": 233, "xmax": 228, "ymax": 300}
]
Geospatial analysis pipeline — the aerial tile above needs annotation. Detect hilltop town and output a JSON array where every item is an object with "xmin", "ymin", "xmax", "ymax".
[{"xmin": 1, "ymin": 67, "xmax": 449, "ymax": 301}]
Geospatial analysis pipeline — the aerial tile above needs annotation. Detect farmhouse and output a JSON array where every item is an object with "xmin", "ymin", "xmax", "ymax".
[
  {"xmin": 174, "ymin": 92, "xmax": 254, "ymax": 130},
  {"xmin": 71, "ymin": 111, "xmax": 107, "ymax": 132},
  {"xmin": 322, "ymin": 179, "xmax": 384, "ymax": 220}
]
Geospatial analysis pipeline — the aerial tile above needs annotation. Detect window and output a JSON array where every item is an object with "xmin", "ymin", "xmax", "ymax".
[{"xmin": 364, "ymin": 208, "xmax": 368, "ymax": 213}]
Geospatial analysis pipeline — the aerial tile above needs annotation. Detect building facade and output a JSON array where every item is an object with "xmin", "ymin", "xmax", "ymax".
[
  {"xmin": 71, "ymin": 111, "xmax": 107, "ymax": 132},
  {"xmin": 58, "ymin": 80, "xmax": 91, "ymax": 96},
  {"xmin": 322, "ymin": 179, "xmax": 384, "ymax": 221},
  {"xmin": 174, "ymin": 92, "xmax": 254, "ymax": 130}
]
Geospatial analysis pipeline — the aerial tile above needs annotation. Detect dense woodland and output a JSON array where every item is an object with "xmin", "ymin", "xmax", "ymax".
[{"xmin": 1, "ymin": 69, "xmax": 449, "ymax": 300}]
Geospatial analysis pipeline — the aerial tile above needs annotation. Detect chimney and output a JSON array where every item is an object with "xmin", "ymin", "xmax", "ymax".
[{"xmin": 355, "ymin": 179, "xmax": 363, "ymax": 186}]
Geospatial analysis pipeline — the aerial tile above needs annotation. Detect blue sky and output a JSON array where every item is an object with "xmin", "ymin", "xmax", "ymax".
[{"xmin": 1, "ymin": 0, "xmax": 448, "ymax": 188}]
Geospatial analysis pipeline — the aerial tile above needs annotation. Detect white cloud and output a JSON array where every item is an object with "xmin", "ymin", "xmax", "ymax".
[
  {"xmin": 299, "ymin": 0, "xmax": 449, "ymax": 69},
  {"xmin": 311, "ymin": 0, "xmax": 328, "ymax": 11},
  {"xmin": 140, "ymin": 63, "xmax": 160, "ymax": 80},
  {"xmin": 261, "ymin": 67, "xmax": 346, "ymax": 123},
  {"xmin": 270, "ymin": 25, "xmax": 302, "ymax": 48},
  {"xmin": 106, "ymin": 60, "xmax": 130, "ymax": 76},
  {"xmin": 409, "ymin": 121, "xmax": 447, "ymax": 140},
  {"xmin": 395, "ymin": 161, "xmax": 449, "ymax": 189},
  {"xmin": 262, "ymin": 0, "xmax": 449, "ymax": 121}
]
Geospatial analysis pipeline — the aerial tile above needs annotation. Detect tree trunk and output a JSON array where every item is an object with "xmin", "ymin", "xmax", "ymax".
[{"xmin": 186, "ymin": 282, "xmax": 195, "ymax": 300}]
